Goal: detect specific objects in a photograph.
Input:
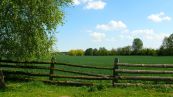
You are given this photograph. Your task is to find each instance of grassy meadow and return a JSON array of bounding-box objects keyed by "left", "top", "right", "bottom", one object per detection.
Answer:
[
  {"left": 56, "top": 55, "right": 173, "bottom": 65},
  {"left": 1, "top": 55, "right": 173, "bottom": 97}
]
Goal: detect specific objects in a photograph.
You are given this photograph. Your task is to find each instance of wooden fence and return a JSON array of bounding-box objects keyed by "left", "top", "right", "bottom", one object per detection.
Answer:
[{"left": 1, "top": 58, "right": 173, "bottom": 87}]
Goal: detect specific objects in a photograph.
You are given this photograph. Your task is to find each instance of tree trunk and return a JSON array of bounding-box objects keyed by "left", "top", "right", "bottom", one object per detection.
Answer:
[{"left": 0, "top": 69, "right": 5, "bottom": 88}]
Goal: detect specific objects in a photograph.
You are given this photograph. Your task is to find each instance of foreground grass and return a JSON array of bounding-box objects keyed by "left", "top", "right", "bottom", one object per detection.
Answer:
[{"left": 1, "top": 81, "right": 173, "bottom": 97}]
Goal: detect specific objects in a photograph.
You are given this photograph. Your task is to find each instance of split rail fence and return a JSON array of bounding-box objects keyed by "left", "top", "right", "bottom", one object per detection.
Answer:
[{"left": 1, "top": 58, "right": 173, "bottom": 86}]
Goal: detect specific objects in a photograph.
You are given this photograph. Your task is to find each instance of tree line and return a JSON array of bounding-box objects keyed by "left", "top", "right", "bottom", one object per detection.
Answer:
[{"left": 68, "top": 33, "right": 173, "bottom": 56}]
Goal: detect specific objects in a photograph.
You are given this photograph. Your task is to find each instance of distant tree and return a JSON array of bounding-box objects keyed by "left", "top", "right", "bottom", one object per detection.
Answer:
[
  {"left": 159, "top": 34, "right": 173, "bottom": 55},
  {"left": 93, "top": 48, "right": 98, "bottom": 56},
  {"left": 68, "top": 50, "right": 76, "bottom": 56},
  {"left": 110, "top": 49, "right": 116, "bottom": 55},
  {"left": 68, "top": 49, "right": 84, "bottom": 56},
  {"left": 85, "top": 48, "right": 93, "bottom": 56},
  {"left": 124, "top": 46, "right": 132, "bottom": 55},
  {"left": 76, "top": 49, "right": 84, "bottom": 56},
  {"left": 97, "top": 47, "right": 108, "bottom": 56},
  {"left": 116, "top": 48, "right": 122, "bottom": 55},
  {"left": 116, "top": 46, "right": 132, "bottom": 55},
  {"left": 132, "top": 38, "right": 143, "bottom": 55},
  {"left": 140, "top": 48, "right": 157, "bottom": 56},
  {"left": 132, "top": 38, "right": 143, "bottom": 51},
  {"left": 160, "top": 37, "right": 169, "bottom": 49}
]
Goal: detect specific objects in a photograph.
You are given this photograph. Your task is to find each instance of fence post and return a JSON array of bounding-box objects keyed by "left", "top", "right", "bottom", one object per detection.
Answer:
[
  {"left": 49, "top": 57, "right": 55, "bottom": 81},
  {"left": 112, "top": 58, "right": 119, "bottom": 86},
  {"left": 0, "top": 58, "right": 6, "bottom": 88}
]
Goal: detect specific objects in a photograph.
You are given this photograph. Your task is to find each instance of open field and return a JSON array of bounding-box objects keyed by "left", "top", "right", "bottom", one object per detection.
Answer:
[
  {"left": 55, "top": 55, "right": 173, "bottom": 82},
  {"left": 1, "top": 56, "right": 173, "bottom": 97},
  {"left": 56, "top": 55, "right": 173, "bottom": 65}
]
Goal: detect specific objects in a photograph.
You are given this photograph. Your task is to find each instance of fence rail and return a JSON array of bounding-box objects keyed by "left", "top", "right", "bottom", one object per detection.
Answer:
[
  {"left": 117, "top": 63, "right": 173, "bottom": 68},
  {"left": 1, "top": 58, "right": 173, "bottom": 86},
  {"left": 115, "top": 69, "right": 173, "bottom": 74},
  {"left": 0, "top": 59, "right": 112, "bottom": 70}
]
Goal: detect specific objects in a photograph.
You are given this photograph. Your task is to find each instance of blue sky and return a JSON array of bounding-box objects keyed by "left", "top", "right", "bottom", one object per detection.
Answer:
[{"left": 55, "top": 0, "right": 173, "bottom": 51}]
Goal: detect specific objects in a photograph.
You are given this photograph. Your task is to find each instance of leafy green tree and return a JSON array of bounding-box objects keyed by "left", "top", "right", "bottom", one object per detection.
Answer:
[
  {"left": 76, "top": 49, "right": 84, "bottom": 56},
  {"left": 110, "top": 49, "right": 116, "bottom": 55},
  {"left": 0, "top": 0, "right": 72, "bottom": 61},
  {"left": 97, "top": 47, "right": 108, "bottom": 56},
  {"left": 85, "top": 48, "right": 93, "bottom": 56},
  {"left": 116, "top": 46, "right": 132, "bottom": 55},
  {"left": 123, "top": 46, "right": 132, "bottom": 55},
  {"left": 68, "top": 49, "right": 84, "bottom": 56},
  {"left": 93, "top": 48, "right": 98, "bottom": 56},
  {"left": 159, "top": 34, "right": 173, "bottom": 55},
  {"left": 132, "top": 38, "right": 143, "bottom": 50},
  {"left": 68, "top": 50, "right": 76, "bottom": 56},
  {"left": 132, "top": 38, "right": 143, "bottom": 54},
  {"left": 160, "top": 37, "right": 169, "bottom": 49},
  {"left": 140, "top": 48, "right": 157, "bottom": 56}
]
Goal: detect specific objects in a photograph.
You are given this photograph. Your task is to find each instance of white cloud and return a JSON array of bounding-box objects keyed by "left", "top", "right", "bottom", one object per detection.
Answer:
[
  {"left": 130, "top": 29, "right": 169, "bottom": 41},
  {"left": 90, "top": 32, "right": 106, "bottom": 42},
  {"left": 73, "top": 0, "right": 81, "bottom": 5},
  {"left": 120, "top": 29, "right": 170, "bottom": 48},
  {"left": 72, "top": 0, "right": 106, "bottom": 10},
  {"left": 106, "top": 38, "right": 117, "bottom": 42},
  {"left": 96, "top": 20, "right": 127, "bottom": 31},
  {"left": 148, "top": 12, "right": 171, "bottom": 23},
  {"left": 89, "top": 19, "right": 170, "bottom": 48},
  {"left": 85, "top": 0, "right": 106, "bottom": 10}
]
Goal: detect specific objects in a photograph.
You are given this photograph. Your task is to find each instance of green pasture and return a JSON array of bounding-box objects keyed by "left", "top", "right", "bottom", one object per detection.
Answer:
[
  {"left": 54, "top": 55, "right": 173, "bottom": 84},
  {"left": 1, "top": 56, "right": 173, "bottom": 97},
  {"left": 3, "top": 55, "right": 173, "bottom": 84},
  {"left": 56, "top": 55, "right": 173, "bottom": 65}
]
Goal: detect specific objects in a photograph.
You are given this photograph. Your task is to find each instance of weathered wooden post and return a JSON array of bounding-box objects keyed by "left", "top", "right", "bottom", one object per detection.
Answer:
[
  {"left": 112, "top": 58, "right": 119, "bottom": 86},
  {"left": 0, "top": 58, "right": 6, "bottom": 88},
  {"left": 49, "top": 57, "right": 55, "bottom": 81}
]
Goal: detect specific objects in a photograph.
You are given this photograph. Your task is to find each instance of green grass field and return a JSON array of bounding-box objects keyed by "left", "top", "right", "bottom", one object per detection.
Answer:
[
  {"left": 56, "top": 55, "right": 173, "bottom": 65},
  {"left": 1, "top": 56, "right": 173, "bottom": 97},
  {"left": 55, "top": 55, "right": 173, "bottom": 83}
]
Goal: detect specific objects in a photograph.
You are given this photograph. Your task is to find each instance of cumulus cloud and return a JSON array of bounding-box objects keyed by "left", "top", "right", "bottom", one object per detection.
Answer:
[
  {"left": 72, "top": 0, "right": 106, "bottom": 10},
  {"left": 129, "top": 29, "right": 169, "bottom": 41},
  {"left": 120, "top": 29, "right": 170, "bottom": 48},
  {"left": 148, "top": 12, "right": 171, "bottom": 23},
  {"left": 85, "top": 0, "right": 106, "bottom": 10},
  {"left": 89, "top": 20, "right": 127, "bottom": 43},
  {"left": 90, "top": 32, "right": 106, "bottom": 42},
  {"left": 96, "top": 20, "right": 127, "bottom": 31},
  {"left": 89, "top": 19, "right": 170, "bottom": 48},
  {"left": 73, "top": 0, "right": 81, "bottom": 5}
]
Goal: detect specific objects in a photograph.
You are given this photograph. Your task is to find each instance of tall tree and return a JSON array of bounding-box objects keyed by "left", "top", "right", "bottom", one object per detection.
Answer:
[
  {"left": 85, "top": 48, "right": 93, "bottom": 56},
  {"left": 110, "top": 49, "right": 116, "bottom": 55},
  {"left": 0, "top": 0, "right": 72, "bottom": 61},
  {"left": 132, "top": 38, "right": 143, "bottom": 51},
  {"left": 159, "top": 34, "right": 173, "bottom": 55},
  {"left": 97, "top": 47, "right": 108, "bottom": 56},
  {"left": 93, "top": 48, "right": 98, "bottom": 56}
]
